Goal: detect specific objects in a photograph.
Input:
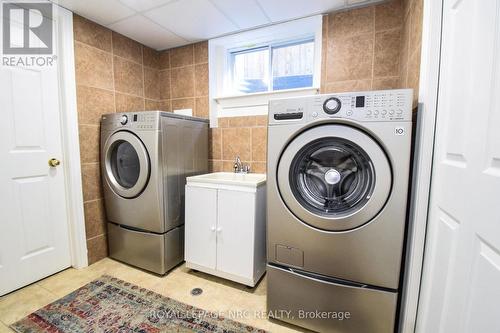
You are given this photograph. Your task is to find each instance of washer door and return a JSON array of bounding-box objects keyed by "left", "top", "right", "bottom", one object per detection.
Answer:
[
  {"left": 277, "top": 124, "right": 391, "bottom": 231},
  {"left": 103, "top": 131, "right": 150, "bottom": 198}
]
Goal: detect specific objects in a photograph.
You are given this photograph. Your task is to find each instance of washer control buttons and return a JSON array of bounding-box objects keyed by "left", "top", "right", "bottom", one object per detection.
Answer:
[
  {"left": 311, "top": 111, "right": 318, "bottom": 118},
  {"left": 381, "top": 110, "right": 387, "bottom": 115},
  {"left": 323, "top": 97, "right": 342, "bottom": 115},
  {"left": 120, "top": 115, "right": 128, "bottom": 125}
]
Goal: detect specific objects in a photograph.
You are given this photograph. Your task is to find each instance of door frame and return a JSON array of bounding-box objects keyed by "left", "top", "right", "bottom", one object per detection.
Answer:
[
  {"left": 54, "top": 5, "right": 88, "bottom": 269},
  {"left": 398, "top": 0, "right": 444, "bottom": 332}
]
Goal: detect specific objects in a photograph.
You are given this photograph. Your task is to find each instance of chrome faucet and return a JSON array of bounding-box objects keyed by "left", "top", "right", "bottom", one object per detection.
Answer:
[{"left": 233, "top": 156, "right": 250, "bottom": 174}]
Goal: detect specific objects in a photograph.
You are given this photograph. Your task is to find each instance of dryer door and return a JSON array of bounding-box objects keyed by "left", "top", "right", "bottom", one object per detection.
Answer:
[
  {"left": 277, "top": 124, "right": 391, "bottom": 231},
  {"left": 103, "top": 131, "right": 150, "bottom": 198}
]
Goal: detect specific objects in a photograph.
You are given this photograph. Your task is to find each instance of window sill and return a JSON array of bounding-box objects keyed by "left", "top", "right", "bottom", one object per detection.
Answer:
[{"left": 214, "top": 87, "right": 320, "bottom": 101}]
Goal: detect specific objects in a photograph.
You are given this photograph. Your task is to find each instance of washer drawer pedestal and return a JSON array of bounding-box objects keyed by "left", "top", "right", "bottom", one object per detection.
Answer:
[{"left": 267, "top": 264, "right": 397, "bottom": 333}]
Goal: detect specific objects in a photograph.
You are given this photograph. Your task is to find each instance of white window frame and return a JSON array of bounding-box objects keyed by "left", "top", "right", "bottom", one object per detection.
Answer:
[{"left": 208, "top": 15, "right": 322, "bottom": 127}]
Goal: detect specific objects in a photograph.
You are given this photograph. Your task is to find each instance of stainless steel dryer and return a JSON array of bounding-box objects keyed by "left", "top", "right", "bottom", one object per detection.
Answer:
[
  {"left": 266, "top": 89, "right": 413, "bottom": 333},
  {"left": 100, "top": 111, "right": 208, "bottom": 274}
]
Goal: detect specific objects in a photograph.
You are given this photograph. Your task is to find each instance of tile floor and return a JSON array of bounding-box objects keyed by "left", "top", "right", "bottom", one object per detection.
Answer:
[{"left": 0, "top": 258, "right": 309, "bottom": 332}]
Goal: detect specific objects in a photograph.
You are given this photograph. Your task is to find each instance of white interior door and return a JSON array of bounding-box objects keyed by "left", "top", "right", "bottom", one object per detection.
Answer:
[
  {"left": 0, "top": 7, "right": 71, "bottom": 296},
  {"left": 417, "top": 0, "right": 500, "bottom": 331}
]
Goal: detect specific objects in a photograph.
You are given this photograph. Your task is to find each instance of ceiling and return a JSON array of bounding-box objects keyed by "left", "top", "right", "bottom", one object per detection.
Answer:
[{"left": 50, "top": 0, "right": 382, "bottom": 50}]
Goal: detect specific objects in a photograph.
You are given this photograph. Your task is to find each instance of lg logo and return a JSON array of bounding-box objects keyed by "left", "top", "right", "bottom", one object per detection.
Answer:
[
  {"left": 395, "top": 127, "right": 405, "bottom": 136},
  {"left": 2, "top": 2, "right": 53, "bottom": 54}
]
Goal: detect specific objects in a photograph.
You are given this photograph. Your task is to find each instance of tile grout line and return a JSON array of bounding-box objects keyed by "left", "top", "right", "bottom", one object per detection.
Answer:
[
  {"left": 87, "top": 233, "right": 107, "bottom": 242},
  {"left": 192, "top": 45, "right": 196, "bottom": 116},
  {"left": 109, "top": 36, "right": 117, "bottom": 114},
  {"left": 250, "top": 126, "right": 253, "bottom": 165},
  {"left": 322, "top": 14, "right": 329, "bottom": 92},
  {"left": 141, "top": 46, "right": 146, "bottom": 110},
  {"left": 405, "top": 4, "right": 414, "bottom": 87},
  {"left": 168, "top": 51, "right": 172, "bottom": 111},
  {"left": 34, "top": 283, "right": 58, "bottom": 298},
  {"left": 0, "top": 318, "right": 11, "bottom": 328},
  {"left": 75, "top": 40, "right": 151, "bottom": 68},
  {"left": 218, "top": 127, "right": 222, "bottom": 163},
  {"left": 371, "top": 6, "right": 376, "bottom": 90},
  {"left": 220, "top": 127, "right": 225, "bottom": 161},
  {"left": 325, "top": 77, "right": 396, "bottom": 85},
  {"left": 83, "top": 198, "right": 102, "bottom": 204},
  {"left": 162, "top": 61, "right": 208, "bottom": 71}
]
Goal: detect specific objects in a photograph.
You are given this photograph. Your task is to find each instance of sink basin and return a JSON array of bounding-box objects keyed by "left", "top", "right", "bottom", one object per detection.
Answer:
[{"left": 187, "top": 172, "right": 266, "bottom": 187}]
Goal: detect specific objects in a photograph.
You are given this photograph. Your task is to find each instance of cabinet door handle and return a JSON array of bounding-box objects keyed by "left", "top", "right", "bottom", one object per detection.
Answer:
[
  {"left": 211, "top": 226, "right": 216, "bottom": 232},
  {"left": 217, "top": 227, "right": 222, "bottom": 233}
]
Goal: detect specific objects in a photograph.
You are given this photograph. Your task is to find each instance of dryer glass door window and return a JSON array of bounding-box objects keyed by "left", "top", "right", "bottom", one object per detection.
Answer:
[
  {"left": 103, "top": 131, "right": 150, "bottom": 199},
  {"left": 289, "top": 138, "right": 375, "bottom": 216},
  {"left": 110, "top": 141, "right": 140, "bottom": 189}
]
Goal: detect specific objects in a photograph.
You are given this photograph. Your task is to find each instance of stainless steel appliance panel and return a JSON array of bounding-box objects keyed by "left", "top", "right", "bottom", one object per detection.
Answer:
[
  {"left": 107, "top": 223, "right": 184, "bottom": 274},
  {"left": 162, "top": 118, "right": 182, "bottom": 231},
  {"left": 267, "top": 265, "right": 397, "bottom": 333},
  {"left": 161, "top": 116, "right": 208, "bottom": 231}
]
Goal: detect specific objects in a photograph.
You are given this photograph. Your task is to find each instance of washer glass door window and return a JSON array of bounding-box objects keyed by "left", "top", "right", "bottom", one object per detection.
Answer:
[
  {"left": 290, "top": 137, "right": 375, "bottom": 216},
  {"left": 278, "top": 125, "right": 392, "bottom": 231},
  {"left": 104, "top": 131, "right": 150, "bottom": 198}
]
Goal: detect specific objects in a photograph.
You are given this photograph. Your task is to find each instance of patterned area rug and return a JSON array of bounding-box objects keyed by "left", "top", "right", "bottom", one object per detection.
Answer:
[{"left": 10, "top": 275, "right": 266, "bottom": 333}]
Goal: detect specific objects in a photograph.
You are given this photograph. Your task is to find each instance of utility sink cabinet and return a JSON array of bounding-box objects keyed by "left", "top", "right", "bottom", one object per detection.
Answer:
[{"left": 185, "top": 172, "right": 266, "bottom": 287}]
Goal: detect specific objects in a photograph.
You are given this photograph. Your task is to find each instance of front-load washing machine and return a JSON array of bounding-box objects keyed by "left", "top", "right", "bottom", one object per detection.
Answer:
[
  {"left": 101, "top": 111, "right": 208, "bottom": 274},
  {"left": 266, "top": 89, "right": 413, "bottom": 333}
]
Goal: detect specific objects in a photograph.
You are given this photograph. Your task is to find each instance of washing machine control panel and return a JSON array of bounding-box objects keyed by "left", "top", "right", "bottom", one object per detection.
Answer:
[{"left": 269, "top": 89, "right": 413, "bottom": 124}]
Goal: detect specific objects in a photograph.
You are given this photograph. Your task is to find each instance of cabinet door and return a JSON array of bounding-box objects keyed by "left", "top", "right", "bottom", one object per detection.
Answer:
[
  {"left": 217, "top": 189, "right": 255, "bottom": 278},
  {"left": 185, "top": 186, "right": 217, "bottom": 269}
]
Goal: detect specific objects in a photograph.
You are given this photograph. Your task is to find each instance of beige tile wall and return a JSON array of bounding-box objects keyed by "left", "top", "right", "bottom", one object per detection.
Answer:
[
  {"left": 399, "top": 0, "right": 423, "bottom": 108},
  {"left": 158, "top": 42, "right": 209, "bottom": 118},
  {"left": 208, "top": 116, "right": 268, "bottom": 174},
  {"left": 74, "top": 14, "right": 164, "bottom": 264},
  {"left": 74, "top": 14, "right": 210, "bottom": 264},
  {"left": 320, "top": 0, "right": 404, "bottom": 93}
]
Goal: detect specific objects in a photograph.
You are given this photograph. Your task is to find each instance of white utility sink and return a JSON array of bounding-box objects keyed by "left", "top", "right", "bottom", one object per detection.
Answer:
[
  {"left": 187, "top": 172, "right": 266, "bottom": 187},
  {"left": 185, "top": 171, "right": 267, "bottom": 286}
]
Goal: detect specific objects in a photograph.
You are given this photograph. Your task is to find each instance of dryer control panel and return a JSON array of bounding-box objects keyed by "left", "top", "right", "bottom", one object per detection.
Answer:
[
  {"left": 101, "top": 111, "right": 161, "bottom": 131},
  {"left": 269, "top": 89, "right": 413, "bottom": 125}
]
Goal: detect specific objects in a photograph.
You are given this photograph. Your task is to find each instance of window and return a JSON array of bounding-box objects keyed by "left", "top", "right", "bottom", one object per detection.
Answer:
[
  {"left": 209, "top": 15, "right": 322, "bottom": 124},
  {"left": 232, "top": 47, "right": 269, "bottom": 93},
  {"left": 230, "top": 39, "right": 314, "bottom": 94}
]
